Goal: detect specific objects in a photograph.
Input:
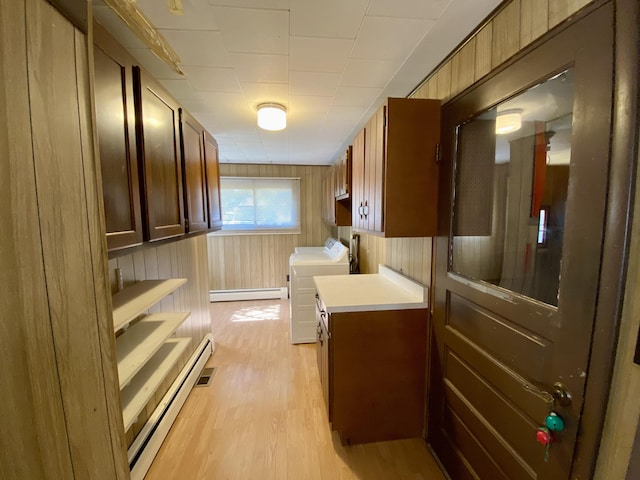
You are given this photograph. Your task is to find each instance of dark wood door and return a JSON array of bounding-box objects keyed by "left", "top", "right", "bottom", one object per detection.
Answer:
[
  {"left": 179, "top": 109, "right": 208, "bottom": 234},
  {"left": 429, "top": 6, "right": 614, "bottom": 480},
  {"left": 134, "top": 67, "right": 185, "bottom": 241},
  {"left": 203, "top": 131, "right": 222, "bottom": 231},
  {"left": 93, "top": 23, "right": 143, "bottom": 251}
]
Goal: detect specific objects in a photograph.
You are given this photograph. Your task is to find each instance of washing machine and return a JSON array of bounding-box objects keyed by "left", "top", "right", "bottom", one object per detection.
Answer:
[{"left": 289, "top": 241, "right": 349, "bottom": 344}]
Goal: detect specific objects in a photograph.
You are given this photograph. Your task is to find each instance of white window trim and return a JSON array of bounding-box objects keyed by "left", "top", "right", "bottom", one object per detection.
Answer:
[{"left": 211, "top": 176, "right": 301, "bottom": 236}]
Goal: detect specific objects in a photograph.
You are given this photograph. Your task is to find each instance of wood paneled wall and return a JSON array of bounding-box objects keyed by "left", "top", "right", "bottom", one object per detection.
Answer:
[
  {"left": 207, "top": 164, "right": 332, "bottom": 290},
  {"left": 107, "top": 235, "right": 211, "bottom": 444},
  {"left": 354, "top": 0, "right": 593, "bottom": 289},
  {"left": 1, "top": 0, "right": 128, "bottom": 477}
]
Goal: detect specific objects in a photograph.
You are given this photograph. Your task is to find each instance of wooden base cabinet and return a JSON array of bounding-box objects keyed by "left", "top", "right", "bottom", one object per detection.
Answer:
[
  {"left": 317, "top": 305, "right": 428, "bottom": 445},
  {"left": 352, "top": 97, "right": 440, "bottom": 237}
]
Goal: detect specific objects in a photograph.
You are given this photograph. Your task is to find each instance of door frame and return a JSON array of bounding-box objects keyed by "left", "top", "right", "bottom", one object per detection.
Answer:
[{"left": 430, "top": 0, "right": 639, "bottom": 477}]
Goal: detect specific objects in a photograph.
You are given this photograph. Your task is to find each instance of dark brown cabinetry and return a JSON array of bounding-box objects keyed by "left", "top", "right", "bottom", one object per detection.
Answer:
[
  {"left": 179, "top": 109, "right": 209, "bottom": 234},
  {"left": 203, "top": 132, "right": 223, "bottom": 231},
  {"left": 316, "top": 303, "right": 428, "bottom": 445},
  {"left": 322, "top": 148, "right": 352, "bottom": 227},
  {"left": 134, "top": 66, "right": 185, "bottom": 241},
  {"left": 94, "top": 24, "right": 223, "bottom": 250},
  {"left": 335, "top": 146, "right": 352, "bottom": 199},
  {"left": 351, "top": 98, "right": 440, "bottom": 237},
  {"left": 316, "top": 307, "right": 330, "bottom": 416},
  {"left": 93, "top": 23, "right": 143, "bottom": 251}
]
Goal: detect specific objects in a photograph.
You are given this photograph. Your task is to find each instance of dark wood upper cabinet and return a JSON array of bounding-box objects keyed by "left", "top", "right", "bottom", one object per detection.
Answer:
[
  {"left": 203, "top": 131, "right": 222, "bottom": 231},
  {"left": 133, "top": 66, "right": 185, "bottom": 242},
  {"left": 93, "top": 23, "right": 143, "bottom": 252},
  {"left": 351, "top": 98, "right": 440, "bottom": 237},
  {"left": 179, "top": 109, "right": 209, "bottom": 234},
  {"left": 335, "top": 146, "right": 352, "bottom": 199}
]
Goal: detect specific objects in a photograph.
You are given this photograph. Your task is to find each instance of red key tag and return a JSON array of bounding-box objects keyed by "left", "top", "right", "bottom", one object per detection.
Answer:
[{"left": 536, "top": 427, "right": 554, "bottom": 462}]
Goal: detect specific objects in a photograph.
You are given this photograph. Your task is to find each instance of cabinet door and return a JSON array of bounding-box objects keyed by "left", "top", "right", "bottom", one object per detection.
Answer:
[
  {"left": 352, "top": 128, "right": 366, "bottom": 229},
  {"left": 321, "top": 319, "right": 330, "bottom": 419},
  {"left": 134, "top": 67, "right": 185, "bottom": 241},
  {"left": 366, "top": 104, "right": 385, "bottom": 232},
  {"left": 203, "top": 131, "right": 222, "bottom": 231},
  {"left": 338, "top": 146, "right": 352, "bottom": 197},
  {"left": 93, "top": 24, "right": 143, "bottom": 251},
  {"left": 179, "top": 109, "right": 208, "bottom": 234}
]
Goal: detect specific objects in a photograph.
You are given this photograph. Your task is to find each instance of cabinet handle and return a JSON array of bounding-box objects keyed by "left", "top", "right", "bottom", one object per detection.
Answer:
[{"left": 363, "top": 201, "right": 369, "bottom": 217}]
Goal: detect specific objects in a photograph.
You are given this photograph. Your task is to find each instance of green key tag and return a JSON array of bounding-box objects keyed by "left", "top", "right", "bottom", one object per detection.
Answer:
[{"left": 545, "top": 412, "right": 565, "bottom": 432}]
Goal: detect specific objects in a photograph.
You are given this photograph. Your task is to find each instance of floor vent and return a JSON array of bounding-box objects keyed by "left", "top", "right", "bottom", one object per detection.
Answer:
[{"left": 195, "top": 367, "right": 216, "bottom": 387}]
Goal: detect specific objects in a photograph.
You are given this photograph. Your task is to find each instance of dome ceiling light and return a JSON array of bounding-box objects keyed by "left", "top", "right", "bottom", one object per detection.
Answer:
[
  {"left": 495, "top": 109, "right": 522, "bottom": 135},
  {"left": 257, "top": 103, "right": 287, "bottom": 131}
]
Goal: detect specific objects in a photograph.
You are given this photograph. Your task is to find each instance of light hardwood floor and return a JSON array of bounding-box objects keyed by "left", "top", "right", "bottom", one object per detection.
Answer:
[{"left": 146, "top": 299, "right": 446, "bottom": 480}]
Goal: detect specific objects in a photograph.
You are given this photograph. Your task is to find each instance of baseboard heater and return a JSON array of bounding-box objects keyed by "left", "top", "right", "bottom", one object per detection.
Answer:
[
  {"left": 128, "top": 333, "right": 215, "bottom": 480},
  {"left": 209, "top": 287, "right": 288, "bottom": 302}
]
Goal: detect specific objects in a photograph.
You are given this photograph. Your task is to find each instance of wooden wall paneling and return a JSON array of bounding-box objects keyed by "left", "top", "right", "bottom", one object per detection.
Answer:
[
  {"left": 436, "top": 62, "right": 452, "bottom": 102},
  {"left": 359, "top": 234, "right": 386, "bottom": 274},
  {"left": 76, "top": 22, "right": 130, "bottom": 477},
  {"left": 426, "top": 76, "right": 438, "bottom": 99},
  {"left": 170, "top": 242, "right": 184, "bottom": 312},
  {"left": 520, "top": 0, "right": 549, "bottom": 47},
  {"left": 491, "top": 0, "right": 522, "bottom": 68},
  {"left": 144, "top": 247, "right": 161, "bottom": 313},
  {"left": 116, "top": 254, "right": 135, "bottom": 289},
  {"left": 450, "top": 37, "right": 476, "bottom": 98},
  {"left": 0, "top": 0, "right": 75, "bottom": 477},
  {"left": 109, "top": 257, "right": 119, "bottom": 294},
  {"left": 157, "top": 243, "right": 175, "bottom": 311},
  {"left": 197, "top": 235, "right": 211, "bottom": 334},
  {"left": 132, "top": 250, "right": 146, "bottom": 281},
  {"left": 549, "top": 0, "right": 591, "bottom": 28},
  {"left": 26, "top": 0, "right": 124, "bottom": 476},
  {"left": 474, "top": 22, "right": 493, "bottom": 81}
]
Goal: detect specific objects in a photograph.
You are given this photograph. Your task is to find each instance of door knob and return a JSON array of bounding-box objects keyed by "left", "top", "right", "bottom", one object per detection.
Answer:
[{"left": 551, "top": 382, "right": 572, "bottom": 407}]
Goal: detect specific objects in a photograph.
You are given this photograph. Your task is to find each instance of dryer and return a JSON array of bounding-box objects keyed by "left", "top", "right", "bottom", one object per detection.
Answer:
[
  {"left": 294, "top": 237, "right": 337, "bottom": 254},
  {"left": 289, "top": 241, "right": 349, "bottom": 344}
]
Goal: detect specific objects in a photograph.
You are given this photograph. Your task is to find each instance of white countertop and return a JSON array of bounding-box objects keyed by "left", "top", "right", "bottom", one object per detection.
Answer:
[{"left": 313, "top": 265, "right": 428, "bottom": 313}]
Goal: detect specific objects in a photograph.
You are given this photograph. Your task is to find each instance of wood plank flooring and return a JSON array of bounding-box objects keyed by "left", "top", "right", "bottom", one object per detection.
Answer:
[{"left": 146, "top": 299, "right": 446, "bottom": 480}]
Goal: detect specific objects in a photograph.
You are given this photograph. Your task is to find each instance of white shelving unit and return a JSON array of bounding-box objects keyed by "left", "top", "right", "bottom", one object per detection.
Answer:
[
  {"left": 116, "top": 312, "right": 191, "bottom": 389},
  {"left": 112, "top": 279, "right": 187, "bottom": 331},
  {"left": 112, "top": 278, "right": 190, "bottom": 430},
  {"left": 120, "top": 338, "right": 191, "bottom": 431}
]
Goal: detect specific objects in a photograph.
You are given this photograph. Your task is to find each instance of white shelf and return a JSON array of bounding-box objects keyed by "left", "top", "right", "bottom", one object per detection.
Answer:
[
  {"left": 116, "top": 312, "right": 191, "bottom": 390},
  {"left": 112, "top": 279, "right": 187, "bottom": 332},
  {"left": 121, "top": 338, "right": 190, "bottom": 432}
]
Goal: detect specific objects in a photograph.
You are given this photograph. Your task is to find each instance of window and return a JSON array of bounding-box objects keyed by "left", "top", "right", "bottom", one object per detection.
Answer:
[{"left": 218, "top": 177, "right": 301, "bottom": 234}]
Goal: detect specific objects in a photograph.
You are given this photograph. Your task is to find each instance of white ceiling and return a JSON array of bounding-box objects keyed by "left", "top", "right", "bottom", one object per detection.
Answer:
[{"left": 93, "top": 0, "right": 502, "bottom": 165}]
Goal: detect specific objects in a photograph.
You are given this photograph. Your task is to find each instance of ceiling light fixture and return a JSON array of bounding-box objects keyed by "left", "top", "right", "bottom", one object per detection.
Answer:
[
  {"left": 257, "top": 103, "right": 287, "bottom": 131},
  {"left": 495, "top": 109, "right": 522, "bottom": 135}
]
